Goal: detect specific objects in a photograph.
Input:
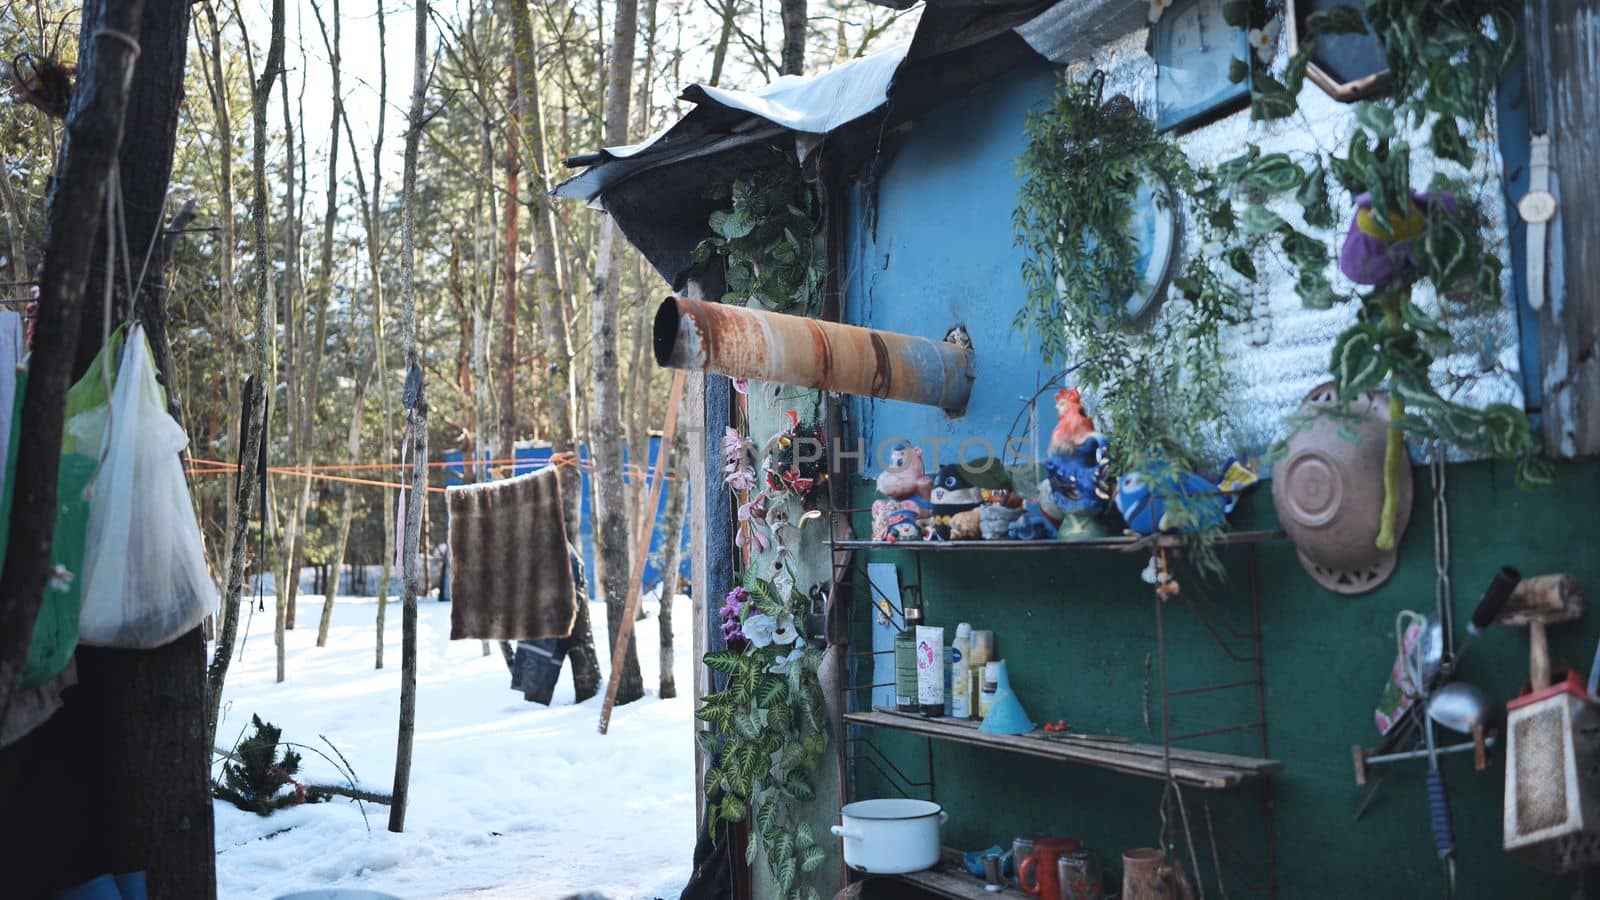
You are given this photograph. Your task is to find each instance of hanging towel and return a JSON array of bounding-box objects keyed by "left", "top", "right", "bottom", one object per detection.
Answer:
[{"left": 446, "top": 467, "right": 576, "bottom": 640}]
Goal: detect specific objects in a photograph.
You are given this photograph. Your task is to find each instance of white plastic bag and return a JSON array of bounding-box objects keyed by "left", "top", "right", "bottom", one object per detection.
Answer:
[{"left": 77, "top": 325, "right": 218, "bottom": 647}]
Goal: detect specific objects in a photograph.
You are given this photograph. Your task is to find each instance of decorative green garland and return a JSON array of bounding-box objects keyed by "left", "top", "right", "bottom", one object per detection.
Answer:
[
  {"left": 1231, "top": 0, "right": 1549, "bottom": 546},
  {"left": 1014, "top": 75, "right": 1243, "bottom": 487},
  {"left": 695, "top": 162, "right": 825, "bottom": 315},
  {"left": 699, "top": 569, "right": 829, "bottom": 900}
]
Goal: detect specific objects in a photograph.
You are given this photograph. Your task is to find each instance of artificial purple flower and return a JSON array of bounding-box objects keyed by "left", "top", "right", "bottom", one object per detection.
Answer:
[
  {"left": 1338, "top": 190, "right": 1460, "bottom": 286},
  {"left": 719, "top": 587, "right": 749, "bottom": 645}
]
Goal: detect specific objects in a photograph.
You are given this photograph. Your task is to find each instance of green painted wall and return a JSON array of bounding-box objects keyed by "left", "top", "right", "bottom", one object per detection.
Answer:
[{"left": 850, "top": 459, "right": 1600, "bottom": 897}]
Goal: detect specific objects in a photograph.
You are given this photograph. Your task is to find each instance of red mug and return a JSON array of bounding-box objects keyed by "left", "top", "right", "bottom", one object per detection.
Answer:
[{"left": 1018, "top": 836, "right": 1082, "bottom": 898}]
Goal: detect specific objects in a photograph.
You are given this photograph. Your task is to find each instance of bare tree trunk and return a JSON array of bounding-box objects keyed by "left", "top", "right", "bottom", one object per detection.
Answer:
[
  {"left": 274, "top": 60, "right": 298, "bottom": 680},
  {"left": 207, "top": 0, "right": 285, "bottom": 745},
  {"left": 498, "top": 69, "right": 520, "bottom": 465},
  {"left": 505, "top": 0, "right": 601, "bottom": 700},
  {"left": 389, "top": 0, "right": 429, "bottom": 834},
  {"left": 37, "top": 2, "right": 217, "bottom": 895},
  {"left": 318, "top": 356, "right": 371, "bottom": 647},
  {"left": 199, "top": 0, "right": 241, "bottom": 660},
  {"left": 780, "top": 0, "right": 805, "bottom": 76},
  {"left": 657, "top": 428, "right": 687, "bottom": 699},
  {"left": 331, "top": 0, "right": 395, "bottom": 669},
  {"left": 296, "top": 0, "right": 343, "bottom": 645},
  {"left": 709, "top": 0, "right": 738, "bottom": 86},
  {"left": 593, "top": 0, "right": 646, "bottom": 707}
]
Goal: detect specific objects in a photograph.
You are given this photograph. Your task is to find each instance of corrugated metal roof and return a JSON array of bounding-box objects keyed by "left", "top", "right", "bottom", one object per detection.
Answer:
[{"left": 552, "top": 0, "right": 1149, "bottom": 287}]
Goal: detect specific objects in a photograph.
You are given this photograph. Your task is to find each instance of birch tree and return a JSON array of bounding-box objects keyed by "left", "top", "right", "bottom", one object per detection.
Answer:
[
  {"left": 505, "top": 0, "right": 603, "bottom": 700},
  {"left": 591, "top": 0, "right": 646, "bottom": 707}
]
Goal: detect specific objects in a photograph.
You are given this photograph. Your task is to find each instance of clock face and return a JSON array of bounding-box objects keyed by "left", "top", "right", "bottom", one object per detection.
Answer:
[{"left": 1153, "top": 0, "right": 1251, "bottom": 133}]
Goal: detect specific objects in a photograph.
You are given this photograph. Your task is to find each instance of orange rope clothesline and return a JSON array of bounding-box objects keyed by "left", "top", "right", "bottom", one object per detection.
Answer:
[{"left": 185, "top": 448, "right": 682, "bottom": 493}]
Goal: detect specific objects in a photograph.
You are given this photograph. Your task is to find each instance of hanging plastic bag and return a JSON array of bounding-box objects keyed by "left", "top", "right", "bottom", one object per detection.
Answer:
[
  {"left": 76, "top": 325, "right": 217, "bottom": 648},
  {"left": 0, "top": 362, "right": 100, "bottom": 688}
]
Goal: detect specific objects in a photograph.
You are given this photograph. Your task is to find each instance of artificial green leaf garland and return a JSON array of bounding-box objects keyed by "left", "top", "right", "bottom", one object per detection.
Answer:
[
  {"left": 700, "top": 569, "right": 829, "bottom": 900},
  {"left": 1013, "top": 72, "right": 1246, "bottom": 564},
  {"left": 1229, "top": 0, "right": 1549, "bottom": 549},
  {"left": 695, "top": 160, "right": 826, "bottom": 316}
]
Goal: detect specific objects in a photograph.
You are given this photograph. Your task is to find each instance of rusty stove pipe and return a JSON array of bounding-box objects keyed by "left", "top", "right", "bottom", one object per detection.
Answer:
[{"left": 653, "top": 297, "right": 974, "bottom": 413}]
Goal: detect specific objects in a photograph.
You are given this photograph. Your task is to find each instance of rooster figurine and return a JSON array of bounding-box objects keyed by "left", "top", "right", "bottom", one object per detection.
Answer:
[
  {"left": 1043, "top": 387, "right": 1112, "bottom": 537},
  {"left": 1049, "top": 388, "right": 1098, "bottom": 457}
]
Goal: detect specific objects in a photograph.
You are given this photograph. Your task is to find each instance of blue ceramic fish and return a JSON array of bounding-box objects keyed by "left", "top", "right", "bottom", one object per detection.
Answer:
[{"left": 1114, "top": 458, "right": 1253, "bottom": 535}]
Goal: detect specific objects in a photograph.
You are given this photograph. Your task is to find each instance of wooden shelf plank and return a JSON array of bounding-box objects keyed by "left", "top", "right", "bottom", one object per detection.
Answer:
[
  {"left": 830, "top": 530, "right": 1284, "bottom": 553},
  {"left": 845, "top": 709, "right": 1281, "bottom": 790},
  {"left": 851, "top": 849, "right": 1017, "bottom": 899}
]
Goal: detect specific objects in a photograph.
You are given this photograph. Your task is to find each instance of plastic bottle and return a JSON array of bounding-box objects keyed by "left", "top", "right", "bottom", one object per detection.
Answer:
[
  {"left": 950, "top": 623, "right": 973, "bottom": 718},
  {"left": 916, "top": 625, "right": 946, "bottom": 717},
  {"left": 895, "top": 602, "right": 923, "bottom": 713},
  {"left": 980, "top": 659, "right": 1002, "bottom": 718}
]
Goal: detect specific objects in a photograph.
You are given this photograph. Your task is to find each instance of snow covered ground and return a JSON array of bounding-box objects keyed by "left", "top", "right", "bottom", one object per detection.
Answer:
[{"left": 212, "top": 592, "right": 695, "bottom": 900}]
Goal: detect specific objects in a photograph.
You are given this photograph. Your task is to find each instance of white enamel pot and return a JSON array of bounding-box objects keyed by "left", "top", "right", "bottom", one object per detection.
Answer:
[{"left": 831, "top": 798, "right": 948, "bottom": 874}]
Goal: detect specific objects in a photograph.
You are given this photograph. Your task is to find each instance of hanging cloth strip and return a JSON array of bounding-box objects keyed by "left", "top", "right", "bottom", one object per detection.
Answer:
[{"left": 446, "top": 466, "right": 576, "bottom": 641}]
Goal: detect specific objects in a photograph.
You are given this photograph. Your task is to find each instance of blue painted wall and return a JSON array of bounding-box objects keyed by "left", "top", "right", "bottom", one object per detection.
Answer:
[{"left": 846, "top": 64, "right": 1063, "bottom": 465}]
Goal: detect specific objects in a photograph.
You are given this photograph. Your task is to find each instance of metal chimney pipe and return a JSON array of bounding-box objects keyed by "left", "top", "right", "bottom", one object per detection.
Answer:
[{"left": 653, "top": 296, "right": 974, "bottom": 413}]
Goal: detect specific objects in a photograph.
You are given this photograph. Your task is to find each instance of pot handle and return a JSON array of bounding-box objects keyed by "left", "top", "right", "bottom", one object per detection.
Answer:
[
  {"left": 939, "top": 811, "right": 949, "bottom": 825},
  {"left": 830, "top": 824, "right": 861, "bottom": 840}
]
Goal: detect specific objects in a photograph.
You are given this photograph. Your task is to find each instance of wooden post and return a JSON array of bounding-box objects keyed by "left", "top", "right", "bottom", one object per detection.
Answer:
[
  {"left": 598, "top": 370, "right": 686, "bottom": 733},
  {"left": 1530, "top": 1, "right": 1600, "bottom": 456},
  {"left": 388, "top": 397, "right": 427, "bottom": 831}
]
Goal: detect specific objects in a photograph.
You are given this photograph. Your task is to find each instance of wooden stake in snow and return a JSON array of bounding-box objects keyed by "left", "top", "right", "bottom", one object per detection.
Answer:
[
  {"left": 598, "top": 370, "right": 687, "bottom": 734},
  {"left": 389, "top": 0, "right": 429, "bottom": 834}
]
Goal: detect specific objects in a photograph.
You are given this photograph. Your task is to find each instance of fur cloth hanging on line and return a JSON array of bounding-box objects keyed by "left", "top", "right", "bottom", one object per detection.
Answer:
[{"left": 446, "top": 467, "right": 576, "bottom": 641}]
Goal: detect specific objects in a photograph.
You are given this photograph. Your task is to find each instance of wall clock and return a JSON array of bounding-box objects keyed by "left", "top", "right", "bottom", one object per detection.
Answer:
[
  {"left": 1151, "top": 0, "right": 1253, "bottom": 133},
  {"left": 1286, "top": 0, "right": 1390, "bottom": 101},
  {"left": 1057, "top": 172, "right": 1183, "bottom": 325}
]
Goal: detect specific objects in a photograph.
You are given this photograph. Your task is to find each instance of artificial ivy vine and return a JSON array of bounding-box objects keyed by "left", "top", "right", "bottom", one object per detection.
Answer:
[
  {"left": 1221, "top": 0, "right": 1548, "bottom": 547},
  {"left": 1013, "top": 73, "right": 1243, "bottom": 504},
  {"left": 695, "top": 161, "right": 825, "bottom": 315},
  {"left": 699, "top": 570, "right": 829, "bottom": 900}
]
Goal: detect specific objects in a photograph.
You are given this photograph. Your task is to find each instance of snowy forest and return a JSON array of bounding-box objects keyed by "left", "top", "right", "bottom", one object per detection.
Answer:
[{"left": 0, "top": 0, "right": 912, "bottom": 896}]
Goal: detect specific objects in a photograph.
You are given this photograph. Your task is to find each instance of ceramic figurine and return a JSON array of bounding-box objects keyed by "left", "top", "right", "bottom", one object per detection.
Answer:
[
  {"left": 876, "top": 444, "right": 932, "bottom": 500},
  {"left": 1044, "top": 389, "right": 1113, "bottom": 538},
  {"left": 1114, "top": 457, "right": 1257, "bottom": 536},
  {"left": 949, "top": 507, "right": 983, "bottom": 540},
  {"left": 881, "top": 507, "right": 922, "bottom": 542},
  {"left": 980, "top": 503, "right": 1024, "bottom": 539},
  {"left": 871, "top": 443, "right": 933, "bottom": 541},
  {"left": 1049, "top": 388, "right": 1097, "bottom": 457},
  {"left": 929, "top": 464, "right": 982, "bottom": 540},
  {"left": 1008, "top": 479, "right": 1064, "bottom": 540}
]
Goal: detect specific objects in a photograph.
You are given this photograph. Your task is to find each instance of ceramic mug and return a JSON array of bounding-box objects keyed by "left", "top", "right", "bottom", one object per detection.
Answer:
[
  {"left": 1121, "top": 848, "right": 1194, "bottom": 900},
  {"left": 1018, "top": 836, "right": 1082, "bottom": 898},
  {"left": 1057, "top": 848, "right": 1099, "bottom": 900}
]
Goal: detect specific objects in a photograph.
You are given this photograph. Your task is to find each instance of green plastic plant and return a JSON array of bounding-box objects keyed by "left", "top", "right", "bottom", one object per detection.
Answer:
[
  {"left": 1224, "top": 0, "right": 1548, "bottom": 548},
  {"left": 695, "top": 163, "right": 825, "bottom": 316},
  {"left": 1014, "top": 73, "right": 1246, "bottom": 565},
  {"left": 699, "top": 569, "right": 829, "bottom": 900}
]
